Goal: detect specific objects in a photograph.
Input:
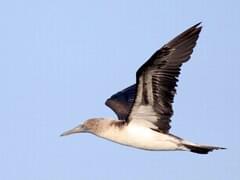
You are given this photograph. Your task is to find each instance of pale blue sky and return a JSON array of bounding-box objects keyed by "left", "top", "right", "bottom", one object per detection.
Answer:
[{"left": 0, "top": 0, "right": 239, "bottom": 179}]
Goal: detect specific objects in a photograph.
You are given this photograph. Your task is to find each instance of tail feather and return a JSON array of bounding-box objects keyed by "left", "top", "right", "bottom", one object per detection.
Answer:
[{"left": 182, "top": 143, "right": 226, "bottom": 154}]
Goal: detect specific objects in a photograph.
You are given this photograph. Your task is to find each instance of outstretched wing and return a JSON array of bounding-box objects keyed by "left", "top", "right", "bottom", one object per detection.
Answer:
[
  {"left": 105, "top": 84, "right": 136, "bottom": 120},
  {"left": 127, "top": 23, "right": 202, "bottom": 133}
]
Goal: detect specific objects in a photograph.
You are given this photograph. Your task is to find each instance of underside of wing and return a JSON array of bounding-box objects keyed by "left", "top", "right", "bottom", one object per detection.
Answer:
[
  {"left": 105, "top": 84, "right": 136, "bottom": 120},
  {"left": 128, "top": 23, "right": 202, "bottom": 133}
]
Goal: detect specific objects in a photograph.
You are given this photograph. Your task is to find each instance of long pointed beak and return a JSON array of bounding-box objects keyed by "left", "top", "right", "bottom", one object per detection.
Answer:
[{"left": 60, "top": 124, "right": 84, "bottom": 137}]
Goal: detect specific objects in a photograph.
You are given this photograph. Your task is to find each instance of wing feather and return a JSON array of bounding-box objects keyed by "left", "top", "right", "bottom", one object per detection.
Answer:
[
  {"left": 105, "top": 84, "right": 136, "bottom": 120},
  {"left": 127, "top": 23, "right": 202, "bottom": 133}
]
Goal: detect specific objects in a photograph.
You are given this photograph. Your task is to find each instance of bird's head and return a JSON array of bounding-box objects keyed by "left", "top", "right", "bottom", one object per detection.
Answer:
[{"left": 60, "top": 118, "right": 102, "bottom": 136}]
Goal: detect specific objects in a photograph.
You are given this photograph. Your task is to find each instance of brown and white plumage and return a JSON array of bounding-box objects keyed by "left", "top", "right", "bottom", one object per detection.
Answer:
[{"left": 61, "top": 23, "right": 225, "bottom": 154}]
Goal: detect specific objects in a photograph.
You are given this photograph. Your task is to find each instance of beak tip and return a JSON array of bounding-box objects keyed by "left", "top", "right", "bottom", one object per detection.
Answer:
[
  {"left": 60, "top": 131, "right": 71, "bottom": 137},
  {"left": 60, "top": 125, "right": 83, "bottom": 137}
]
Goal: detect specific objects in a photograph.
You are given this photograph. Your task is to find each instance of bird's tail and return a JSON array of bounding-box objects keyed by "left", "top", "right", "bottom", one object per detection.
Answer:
[{"left": 181, "top": 142, "right": 226, "bottom": 154}]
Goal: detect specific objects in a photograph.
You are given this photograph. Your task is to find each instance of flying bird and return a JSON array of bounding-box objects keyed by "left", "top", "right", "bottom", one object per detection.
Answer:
[{"left": 61, "top": 23, "right": 225, "bottom": 154}]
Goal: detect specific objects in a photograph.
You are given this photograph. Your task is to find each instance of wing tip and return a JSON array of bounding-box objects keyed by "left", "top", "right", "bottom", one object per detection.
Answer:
[
  {"left": 191, "top": 22, "right": 202, "bottom": 30},
  {"left": 165, "top": 22, "right": 202, "bottom": 48},
  {"left": 193, "top": 22, "right": 202, "bottom": 27},
  {"left": 186, "top": 22, "right": 203, "bottom": 36},
  {"left": 191, "top": 22, "right": 202, "bottom": 35}
]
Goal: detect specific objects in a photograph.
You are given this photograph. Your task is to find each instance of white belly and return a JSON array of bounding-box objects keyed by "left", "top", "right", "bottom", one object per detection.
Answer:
[{"left": 98, "top": 124, "right": 182, "bottom": 151}]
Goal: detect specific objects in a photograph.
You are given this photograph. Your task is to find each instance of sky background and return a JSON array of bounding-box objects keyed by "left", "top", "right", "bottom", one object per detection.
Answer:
[{"left": 0, "top": 0, "right": 239, "bottom": 179}]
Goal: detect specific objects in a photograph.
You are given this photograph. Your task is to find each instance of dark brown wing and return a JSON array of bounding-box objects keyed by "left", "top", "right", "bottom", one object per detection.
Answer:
[
  {"left": 128, "top": 23, "right": 202, "bottom": 133},
  {"left": 105, "top": 84, "right": 136, "bottom": 120}
]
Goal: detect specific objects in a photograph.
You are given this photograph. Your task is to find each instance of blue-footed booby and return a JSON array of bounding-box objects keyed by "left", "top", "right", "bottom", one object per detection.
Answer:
[{"left": 61, "top": 23, "right": 225, "bottom": 154}]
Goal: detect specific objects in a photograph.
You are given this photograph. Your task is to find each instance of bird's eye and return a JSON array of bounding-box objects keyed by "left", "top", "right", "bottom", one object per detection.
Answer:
[{"left": 81, "top": 124, "right": 85, "bottom": 129}]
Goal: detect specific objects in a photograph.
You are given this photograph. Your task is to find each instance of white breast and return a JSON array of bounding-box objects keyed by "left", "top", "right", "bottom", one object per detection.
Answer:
[{"left": 98, "top": 123, "right": 181, "bottom": 151}]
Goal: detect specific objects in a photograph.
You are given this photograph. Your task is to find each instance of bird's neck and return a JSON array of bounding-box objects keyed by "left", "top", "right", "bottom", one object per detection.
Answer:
[{"left": 90, "top": 119, "right": 127, "bottom": 140}]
